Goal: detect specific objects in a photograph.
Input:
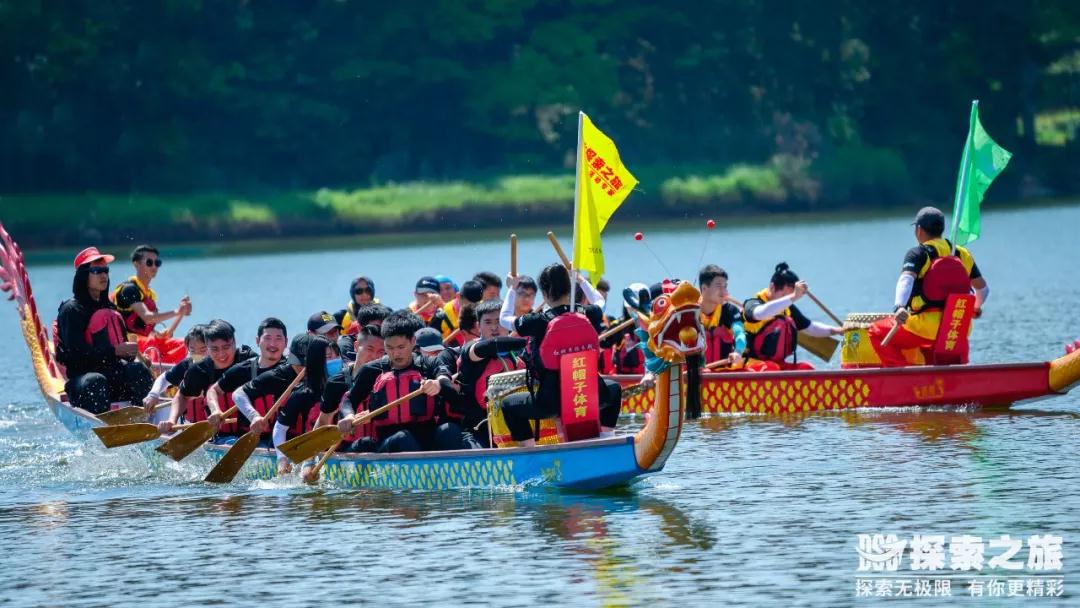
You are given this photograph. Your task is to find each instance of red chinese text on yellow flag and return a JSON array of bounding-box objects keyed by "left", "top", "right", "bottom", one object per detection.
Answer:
[{"left": 573, "top": 113, "right": 638, "bottom": 280}]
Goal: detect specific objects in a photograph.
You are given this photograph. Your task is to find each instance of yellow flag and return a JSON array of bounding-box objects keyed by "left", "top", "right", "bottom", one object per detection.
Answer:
[{"left": 573, "top": 113, "right": 637, "bottom": 281}]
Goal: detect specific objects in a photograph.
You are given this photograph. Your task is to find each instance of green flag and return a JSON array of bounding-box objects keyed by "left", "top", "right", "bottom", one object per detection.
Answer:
[{"left": 950, "top": 100, "right": 1012, "bottom": 247}]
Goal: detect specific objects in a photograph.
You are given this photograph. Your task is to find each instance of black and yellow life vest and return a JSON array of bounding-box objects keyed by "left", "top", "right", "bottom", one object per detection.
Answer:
[
  {"left": 111, "top": 276, "right": 157, "bottom": 337},
  {"left": 910, "top": 238, "right": 976, "bottom": 313}
]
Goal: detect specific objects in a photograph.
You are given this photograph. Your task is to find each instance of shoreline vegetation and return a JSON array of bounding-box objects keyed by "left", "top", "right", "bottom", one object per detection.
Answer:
[
  {"left": 3, "top": 155, "right": 1070, "bottom": 253},
  {"left": 3, "top": 171, "right": 1074, "bottom": 266}
]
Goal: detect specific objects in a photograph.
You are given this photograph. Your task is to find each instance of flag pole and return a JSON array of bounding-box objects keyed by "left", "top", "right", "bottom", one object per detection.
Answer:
[
  {"left": 949, "top": 100, "right": 978, "bottom": 255},
  {"left": 570, "top": 111, "right": 584, "bottom": 311}
]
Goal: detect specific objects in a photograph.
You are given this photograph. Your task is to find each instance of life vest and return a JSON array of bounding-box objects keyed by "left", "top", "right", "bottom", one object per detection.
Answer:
[
  {"left": 911, "top": 238, "right": 975, "bottom": 312},
  {"left": 744, "top": 289, "right": 797, "bottom": 363},
  {"left": 184, "top": 395, "right": 210, "bottom": 424},
  {"left": 455, "top": 354, "right": 524, "bottom": 422},
  {"left": 439, "top": 299, "right": 462, "bottom": 339},
  {"left": 701, "top": 304, "right": 734, "bottom": 363},
  {"left": 85, "top": 308, "right": 127, "bottom": 350},
  {"left": 367, "top": 366, "right": 437, "bottom": 429},
  {"left": 111, "top": 277, "right": 157, "bottom": 337},
  {"left": 538, "top": 311, "right": 599, "bottom": 371}
]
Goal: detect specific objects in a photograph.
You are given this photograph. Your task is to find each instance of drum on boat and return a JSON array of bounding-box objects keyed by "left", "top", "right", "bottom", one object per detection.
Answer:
[
  {"left": 841, "top": 312, "right": 925, "bottom": 369},
  {"left": 485, "top": 370, "right": 561, "bottom": 447}
]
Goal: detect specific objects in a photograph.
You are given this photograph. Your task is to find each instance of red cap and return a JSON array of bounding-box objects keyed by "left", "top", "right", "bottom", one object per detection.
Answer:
[{"left": 73, "top": 247, "right": 115, "bottom": 268}]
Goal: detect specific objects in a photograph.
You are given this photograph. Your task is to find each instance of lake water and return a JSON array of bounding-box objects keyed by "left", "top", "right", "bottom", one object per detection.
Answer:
[{"left": 1, "top": 204, "right": 1078, "bottom": 607}]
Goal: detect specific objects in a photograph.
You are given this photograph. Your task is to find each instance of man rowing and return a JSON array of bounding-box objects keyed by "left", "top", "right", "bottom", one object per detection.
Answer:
[
  {"left": 452, "top": 299, "right": 527, "bottom": 448},
  {"left": 742, "top": 263, "right": 843, "bottom": 371},
  {"left": 272, "top": 335, "right": 341, "bottom": 477},
  {"left": 232, "top": 334, "right": 311, "bottom": 458},
  {"left": 432, "top": 279, "right": 483, "bottom": 344},
  {"left": 868, "top": 207, "right": 988, "bottom": 366},
  {"left": 111, "top": 245, "right": 192, "bottom": 363},
  {"left": 55, "top": 247, "right": 153, "bottom": 414},
  {"left": 205, "top": 317, "right": 288, "bottom": 438},
  {"left": 698, "top": 264, "right": 746, "bottom": 368},
  {"left": 408, "top": 276, "right": 443, "bottom": 324},
  {"left": 501, "top": 264, "right": 622, "bottom": 446},
  {"left": 157, "top": 319, "right": 256, "bottom": 434},
  {"left": 337, "top": 311, "right": 460, "bottom": 453}
]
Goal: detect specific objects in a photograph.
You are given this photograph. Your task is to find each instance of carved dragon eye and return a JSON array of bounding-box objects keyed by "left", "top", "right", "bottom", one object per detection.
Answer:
[{"left": 652, "top": 295, "right": 670, "bottom": 317}]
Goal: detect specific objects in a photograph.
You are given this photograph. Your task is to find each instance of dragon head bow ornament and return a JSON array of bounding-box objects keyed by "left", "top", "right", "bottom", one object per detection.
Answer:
[{"left": 644, "top": 280, "right": 705, "bottom": 364}]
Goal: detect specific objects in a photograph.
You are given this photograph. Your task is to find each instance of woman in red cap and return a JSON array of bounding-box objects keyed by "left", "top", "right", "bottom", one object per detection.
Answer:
[{"left": 55, "top": 247, "right": 153, "bottom": 414}]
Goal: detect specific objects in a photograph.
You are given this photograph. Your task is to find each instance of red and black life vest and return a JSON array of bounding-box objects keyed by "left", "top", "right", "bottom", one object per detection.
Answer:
[
  {"left": 749, "top": 316, "right": 797, "bottom": 364},
  {"left": 450, "top": 354, "right": 524, "bottom": 423},
  {"left": 367, "top": 367, "right": 437, "bottom": 429},
  {"left": 85, "top": 308, "right": 127, "bottom": 350},
  {"left": 917, "top": 256, "right": 972, "bottom": 310},
  {"left": 538, "top": 312, "right": 599, "bottom": 371}
]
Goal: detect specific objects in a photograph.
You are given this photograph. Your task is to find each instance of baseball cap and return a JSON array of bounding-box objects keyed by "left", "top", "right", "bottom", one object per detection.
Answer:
[
  {"left": 286, "top": 334, "right": 314, "bottom": 366},
  {"left": 912, "top": 206, "right": 946, "bottom": 234},
  {"left": 73, "top": 247, "right": 115, "bottom": 268},
  {"left": 415, "top": 327, "right": 445, "bottom": 354},
  {"left": 307, "top": 311, "right": 338, "bottom": 335},
  {"left": 415, "top": 276, "right": 440, "bottom": 294}
]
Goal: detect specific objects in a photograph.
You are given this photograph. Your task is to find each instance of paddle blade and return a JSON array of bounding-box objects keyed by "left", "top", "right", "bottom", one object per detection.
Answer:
[
  {"left": 97, "top": 406, "right": 149, "bottom": 426},
  {"left": 156, "top": 421, "right": 216, "bottom": 462},
  {"left": 92, "top": 423, "right": 160, "bottom": 448},
  {"left": 798, "top": 332, "right": 839, "bottom": 362},
  {"left": 204, "top": 432, "right": 261, "bottom": 483},
  {"left": 277, "top": 426, "right": 343, "bottom": 464}
]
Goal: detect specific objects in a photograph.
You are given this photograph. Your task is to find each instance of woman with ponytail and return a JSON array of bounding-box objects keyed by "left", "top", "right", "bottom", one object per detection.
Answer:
[{"left": 741, "top": 262, "right": 843, "bottom": 371}]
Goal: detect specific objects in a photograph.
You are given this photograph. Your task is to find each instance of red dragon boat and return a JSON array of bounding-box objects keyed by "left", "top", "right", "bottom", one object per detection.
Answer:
[{"left": 612, "top": 339, "right": 1080, "bottom": 416}]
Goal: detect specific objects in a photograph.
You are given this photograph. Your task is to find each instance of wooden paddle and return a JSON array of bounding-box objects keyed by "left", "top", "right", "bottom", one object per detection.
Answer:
[
  {"left": 97, "top": 398, "right": 169, "bottom": 426},
  {"left": 546, "top": 231, "right": 572, "bottom": 268},
  {"left": 92, "top": 419, "right": 233, "bottom": 449},
  {"left": 880, "top": 310, "right": 907, "bottom": 347},
  {"left": 705, "top": 355, "right": 738, "bottom": 371},
  {"left": 806, "top": 290, "right": 844, "bottom": 327},
  {"left": 444, "top": 328, "right": 461, "bottom": 345},
  {"left": 798, "top": 331, "right": 840, "bottom": 362},
  {"left": 510, "top": 233, "right": 517, "bottom": 276},
  {"left": 204, "top": 369, "right": 305, "bottom": 484},
  {"left": 279, "top": 387, "right": 425, "bottom": 464},
  {"left": 155, "top": 405, "right": 238, "bottom": 462},
  {"left": 598, "top": 317, "right": 636, "bottom": 342}
]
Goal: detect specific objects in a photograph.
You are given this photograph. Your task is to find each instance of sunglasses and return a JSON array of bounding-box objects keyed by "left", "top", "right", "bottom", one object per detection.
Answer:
[
  {"left": 353, "top": 287, "right": 373, "bottom": 295},
  {"left": 88, "top": 266, "right": 110, "bottom": 275},
  {"left": 143, "top": 258, "right": 163, "bottom": 267}
]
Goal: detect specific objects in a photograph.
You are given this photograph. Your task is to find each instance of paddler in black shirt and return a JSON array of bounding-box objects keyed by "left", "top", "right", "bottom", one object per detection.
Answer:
[
  {"left": 337, "top": 310, "right": 459, "bottom": 453},
  {"left": 269, "top": 336, "right": 342, "bottom": 476},
  {"left": 205, "top": 317, "right": 288, "bottom": 437},
  {"left": 453, "top": 299, "right": 527, "bottom": 448},
  {"left": 315, "top": 325, "right": 385, "bottom": 457},
  {"left": 157, "top": 319, "right": 256, "bottom": 434},
  {"left": 501, "top": 263, "right": 622, "bottom": 447},
  {"left": 55, "top": 247, "right": 153, "bottom": 414}
]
